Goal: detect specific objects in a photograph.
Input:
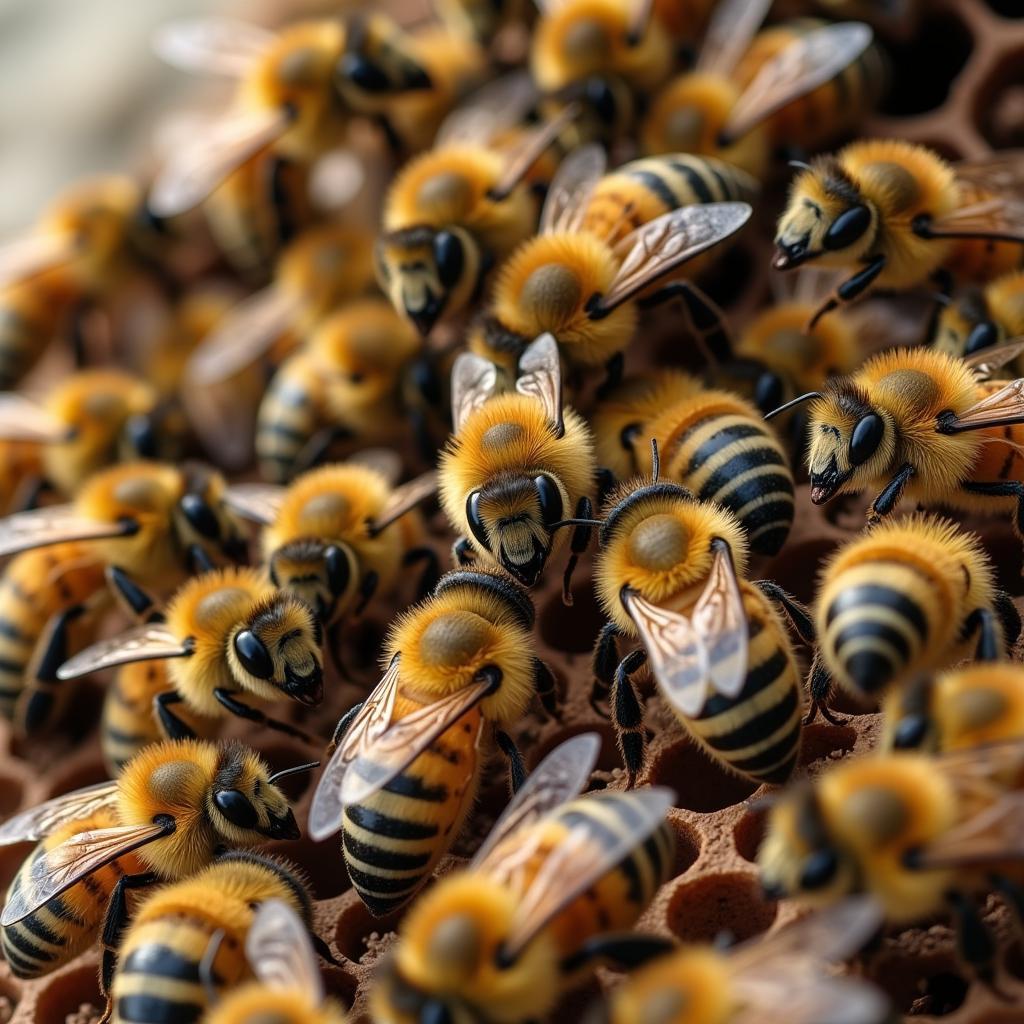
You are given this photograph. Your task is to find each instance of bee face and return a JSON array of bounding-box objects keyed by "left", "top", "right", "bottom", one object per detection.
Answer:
[
  {"left": 269, "top": 538, "right": 358, "bottom": 624},
  {"left": 174, "top": 467, "right": 248, "bottom": 564},
  {"left": 335, "top": 15, "right": 432, "bottom": 112},
  {"left": 209, "top": 745, "right": 300, "bottom": 843},
  {"left": 935, "top": 286, "right": 1001, "bottom": 358}
]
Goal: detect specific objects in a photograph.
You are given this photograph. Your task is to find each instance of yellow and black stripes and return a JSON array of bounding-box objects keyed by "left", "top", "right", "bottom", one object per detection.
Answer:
[{"left": 255, "top": 362, "right": 326, "bottom": 484}]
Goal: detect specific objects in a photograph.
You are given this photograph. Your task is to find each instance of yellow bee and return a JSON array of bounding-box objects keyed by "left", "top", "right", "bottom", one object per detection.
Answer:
[
  {"left": 589, "top": 466, "right": 809, "bottom": 787},
  {"left": 440, "top": 333, "right": 596, "bottom": 590},
  {"left": 933, "top": 270, "right": 1024, "bottom": 364},
  {"left": 772, "top": 141, "right": 1024, "bottom": 327},
  {"left": 758, "top": 742, "right": 1024, "bottom": 986},
  {"left": 435, "top": 0, "right": 536, "bottom": 50},
  {"left": 370, "top": 733, "right": 676, "bottom": 1024},
  {"left": 469, "top": 145, "right": 753, "bottom": 375},
  {"left": 309, "top": 566, "right": 555, "bottom": 915},
  {"left": 0, "top": 739, "right": 303, "bottom": 990}
]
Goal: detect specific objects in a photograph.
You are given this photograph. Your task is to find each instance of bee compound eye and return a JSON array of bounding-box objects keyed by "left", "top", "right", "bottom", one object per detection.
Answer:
[
  {"left": 338, "top": 53, "right": 391, "bottom": 93},
  {"left": 234, "top": 630, "right": 275, "bottom": 679},
  {"left": 534, "top": 475, "right": 563, "bottom": 528},
  {"left": 180, "top": 493, "right": 221, "bottom": 540},
  {"left": 848, "top": 413, "right": 884, "bottom": 466},
  {"left": 466, "top": 491, "right": 489, "bottom": 550},
  {"left": 433, "top": 231, "right": 464, "bottom": 288},
  {"left": 325, "top": 545, "right": 352, "bottom": 598},
  {"left": 799, "top": 849, "right": 839, "bottom": 891},
  {"left": 965, "top": 321, "right": 999, "bottom": 355},
  {"left": 214, "top": 789, "right": 258, "bottom": 830},
  {"left": 823, "top": 204, "right": 871, "bottom": 251}
]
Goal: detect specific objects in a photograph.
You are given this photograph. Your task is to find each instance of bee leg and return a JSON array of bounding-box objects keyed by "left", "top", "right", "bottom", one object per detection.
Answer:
[
  {"left": 453, "top": 536, "right": 476, "bottom": 567},
  {"left": 99, "top": 870, "right": 160, "bottom": 996},
  {"left": 866, "top": 463, "right": 916, "bottom": 523},
  {"left": 612, "top": 648, "right": 648, "bottom": 788},
  {"left": 946, "top": 890, "right": 1008, "bottom": 998},
  {"left": 805, "top": 654, "right": 846, "bottom": 727},
  {"left": 353, "top": 571, "right": 379, "bottom": 617},
  {"left": 995, "top": 590, "right": 1022, "bottom": 651},
  {"left": 494, "top": 729, "right": 527, "bottom": 794},
  {"left": 325, "top": 700, "right": 364, "bottom": 759},
  {"left": 106, "top": 566, "right": 163, "bottom": 624},
  {"left": 560, "top": 932, "right": 676, "bottom": 974},
  {"left": 187, "top": 543, "right": 216, "bottom": 574},
  {"left": 963, "top": 606, "right": 1000, "bottom": 661},
  {"left": 591, "top": 622, "right": 621, "bottom": 716},
  {"left": 563, "top": 497, "right": 594, "bottom": 605},
  {"left": 403, "top": 546, "right": 441, "bottom": 600},
  {"left": 808, "top": 255, "right": 886, "bottom": 330},
  {"left": 960, "top": 480, "right": 1024, "bottom": 540},
  {"left": 154, "top": 690, "right": 197, "bottom": 740},
  {"left": 213, "top": 687, "right": 317, "bottom": 745},
  {"left": 751, "top": 581, "right": 816, "bottom": 644},
  {"left": 636, "top": 280, "right": 733, "bottom": 364},
  {"left": 533, "top": 658, "right": 559, "bottom": 719},
  {"left": 596, "top": 352, "right": 625, "bottom": 400}
]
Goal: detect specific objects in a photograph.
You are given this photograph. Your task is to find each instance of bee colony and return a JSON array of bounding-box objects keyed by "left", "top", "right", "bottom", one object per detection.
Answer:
[{"left": 0, "top": 0, "right": 1020, "bottom": 1022}]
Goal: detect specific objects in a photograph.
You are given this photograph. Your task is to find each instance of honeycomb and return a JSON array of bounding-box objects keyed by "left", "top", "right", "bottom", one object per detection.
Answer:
[{"left": 0, "top": 1, "right": 1023, "bottom": 1022}]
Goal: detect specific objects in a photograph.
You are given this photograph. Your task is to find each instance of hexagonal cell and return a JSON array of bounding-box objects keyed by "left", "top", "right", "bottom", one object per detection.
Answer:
[
  {"left": 648, "top": 739, "right": 757, "bottom": 813},
  {"left": 733, "top": 805, "right": 767, "bottom": 864},
  {"left": 32, "top": 963, "right": 102, "bottom": 1024},
  {"left": 322, "top": 965, "right": 359, "bottom": 1011},
  {"left": 872, "top": 955, "right": 968, "bottom": 1016},
  {"left": 798, "top": 723, "right": 858, "bottom": 769},
  {"left": 670, "top": 815, "right": 702, "bottom": 877},
  {"left": 666, "top": 871, "right": 777, "bottom": 944},
  {"left": 528, "top": 723, "right": 621, "bottom": 775},
  {"left": 539, "top": 575, "right": 606, "bottom": 654},
  {"left": 334, "top": 899, "right": 406, "bottom": 964}
]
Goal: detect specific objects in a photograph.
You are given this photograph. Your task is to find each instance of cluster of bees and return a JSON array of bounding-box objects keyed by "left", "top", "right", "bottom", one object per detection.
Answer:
[{"left": 0, "top": 0, "right": 1022, "bottom": 1020}]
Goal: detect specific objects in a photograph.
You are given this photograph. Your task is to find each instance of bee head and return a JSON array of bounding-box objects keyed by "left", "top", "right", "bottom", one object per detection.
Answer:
[
  {"left": 175, "top": 463, "right": 249, "bottom": 565},
  {"left": 269, "top": 537, "right": 359, "bottom": 625},
  {"left": 209, "top": 742, "right": 301, "bottom": 843},
  {"left": 335, "top": 13, "right": 431, "bottom": 111},
  {"left": 934, "top": 285, "right": 1001, "bottom": 358}
]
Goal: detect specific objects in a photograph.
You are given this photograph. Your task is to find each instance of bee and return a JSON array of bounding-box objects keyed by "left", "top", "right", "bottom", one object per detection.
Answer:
[
  {"left": 370, "top": 733, "right": 676, "bottom": 1024},
  {"left": 0, "top": 461, "right": 245, "bottom": 733},
  {"left": 589, "top": 463, "right": 810, "bottom": 787},
  {"left": 440, "top": 333, "right": 597, "bottom": 590},
  {"left": 772, "top": 142, "right": 1024, "bottom": 327},
  {"left": 933, "top": 270, "right": 1024, "bottom": 364},
  {"left": 643, "top": 1, "right": 878, "bottom": 181},
  {"left": 600, "top": 899, "right": 888, "bottom": 1024},
  {"left": 810, "top": 515, "right": 1019, "bottom": 720},
  {"left": 109, "top": 851, "right": 318, "bottom": 1023},
  {"left": 469, "top": 144, "right": 754, "bottom": 376},
  {"left": 0, "top": 739, "right": 303, "bottom": 989},
  {"left": 203, "top": 898, "right": 346, "bottom": 1024},
  {"left": 593, "top": 370, "right": 796, "bottom": 556},
  {"left": 435, "top": 0, "right": 536, "bottom": 52},
  {"left": 58, "top": 563, "right": 324, "bottom": 743},
  {"left": 758, "top": 743, "right": 1024, "bottom": 985},
  {"left": 308, "top": 566, "right": 556, "bottom": 915}
]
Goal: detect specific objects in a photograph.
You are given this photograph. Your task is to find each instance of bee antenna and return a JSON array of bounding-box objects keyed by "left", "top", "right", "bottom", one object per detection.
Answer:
[
  {"left": 269, "top": 760, "right": 320, "bottom": 784},
  {"left": 650, "top": 438, "right": 660, "bottom": 483},
  {"left": 788, "top": 159, "right": 813, "bottom": 172},
  {"left": 763, "top": 391, "right": 822, "bottom": 421}
]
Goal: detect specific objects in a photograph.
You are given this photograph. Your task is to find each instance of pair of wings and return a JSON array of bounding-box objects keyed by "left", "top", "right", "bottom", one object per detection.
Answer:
[
  {"left": 0, "top": 393, "right": 73, "bottom": 444},
  {"left": 0, "top": 503, "right": 138, "bottom": 560},
  {"left": 239, "top": 899, "right": 326, "bottom": 1006},
  {"left": 920, "top": 152, "right": 1024, "bottom": 244},
  {"left": 623, "top": 540, "right": 749, "bottom": 719},
  {"left": 451, "top": 331, "right": 563, "bottom": 435},
  {"left": 0, "top": 781, "right": 171, "bottom": 926},
  {"left": 938, "top": 338, "right": 1024, "bottom": 434}
]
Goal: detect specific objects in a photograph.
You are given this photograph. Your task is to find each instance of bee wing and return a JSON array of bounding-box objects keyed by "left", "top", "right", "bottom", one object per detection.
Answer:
[
  {"left": 246, "top": 899, "right": 324, "bottom": 1002},
  {"left": 152, "top": 17, "right": 274, "bottom": 77},
  {"left": 624, "top": 590, "right": 710, "bottom": 718},
  {"left": 515, "top": 333, "right": 563, "bottom": 436},
  {"left": 955, "top": 152, "right": 1024, "bottom": 198},
  {"left": 451, "top": 351, "right": 500, "bottom": 433},
  {"left": 539, "top": 144, "right": 606, "bottom": 236},
  {"left": 1, "top": 820, "right": 171, "bottom": 926},
  {"left": 941, "top": 377, "right": 1024, "bottom": 432},
  {"left": 912, "top": 791, "right": 1024, "bottom": 870},
  {"left": 965, "top": 337, "right": 1024, "bottom": 379},
  {"left": 597, "top": 203, "right": 752, "bottom": 315},
  {"left": 697, "top": 0, "right": 773, "bottom": 76},
  {"left": 690, "top": 542, "right": 748, "bottom": 700},
  {"left": 0, "top": 505, "right": 136, "bottom": 558},
  {"left": 0, "top": 232, "right": 74, "bottom": 289},
  {"left": 307, "top": 655, "right": 402, "bottom": 840},
  {"left": 732, "top": 975, "right": 889, "bottom": 1024},
  {"left": 56, "top": 624, "right": 190, "bottom": 681},
  {"left": 490, "top": 103, "right": 581, "bottom": 203},
  {"left": 346, "top": 448, "right": 403, "bottom": 486},
  {"left": 367, "top": 471, "right": 438, "bottom": 536},
  {"left": 721, "top": 23, "right": 874, "bottom": 144},
  {"left": 223, "top": 483, "right": 287, "bottom": 526},
  {"left": 470, "top": 732, "right": 601, "bottom": 869},
  {"left": 436, "top": 71, "right": 538, "bottom": 147},
  {"left": 0, "top": 781, "right": 119, "bottom": 845},
  {"left": 0, "top": 394, "right": 68, "bottom": 443},
  {"left": 148, "top": 107, "right": 290, "bottom": 219},
  {"left": 495, "top": 787, "right": 675, "bottom": 963}
]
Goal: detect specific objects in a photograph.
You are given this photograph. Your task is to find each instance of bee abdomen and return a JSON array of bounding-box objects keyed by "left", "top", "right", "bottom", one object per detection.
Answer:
[{"left": 255, "top": 373, "right": 320, "bottom": 484}]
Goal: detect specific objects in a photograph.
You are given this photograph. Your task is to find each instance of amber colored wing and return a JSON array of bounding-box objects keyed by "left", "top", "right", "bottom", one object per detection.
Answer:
[
  {"left": 490, "top": 103, "right": 580, "bottom": 202},
  {"left": 451, "top": 351, "right": 500, "bottom": 433},
  {"left": 965, "top": 337, "right": 1024, "bottom": 379},
  {"left": 368, "top": 471, "right": 438, "bottom": 537},
  {"left": 223, "top": 483, "right": 287, "bottom": 526},
  {"left": 56, "top": 624, "right": 190, "bottom": 681},
  {"left": 697, "top": 0, "right": 773, "bottom": 76},
  {"left": 596, "top": 203, "right": 751, "bottom": 315},
  {"left": 0, "top": 505, "right": 136, "bottom": 558},
  {"left": 721, "top": 23, "right": 873, "bottom": 144},
  {"left": 941, "top": 377, "right": 1024, "bottom": 432},
  {"left": 0, "top": 395, "right": 68, "bottom": 443},
  {"left": 1, "top": 821, "right": 170, "bottom": 926},
  {"left": 0, "top": 781, "right": 119, "bottom": 846},
  {"left": 246, "top": 899, "right": 324, "bottom": 1002},
  {"left": 436, "top": 71, "right": 538, "bottom": 148},
  {"left": 955, "top": 152, "right": 1024, "bottom": 198},
  {"left": 912, "top": 792, "right": 1024, "bottom": 869},
  {"left": 152, "top": 17, "right": 274, "bottom": 76},
  {"left": 515, "top": 333, "right": 563, "bottom": 436},
  {"left": 691, "top": 541, "right": 748, "bottom": 701},
  {"left": 0, "top": 232, "right": 73, "bottom": 289},
  {"left": 540, "top": 144, "right": 606, "bottom": 236}
]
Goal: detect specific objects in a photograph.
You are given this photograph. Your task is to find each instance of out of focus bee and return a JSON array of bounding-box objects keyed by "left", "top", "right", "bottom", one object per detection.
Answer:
[
  {"left": 58, "top": 564, "right": 324, "bottom": 742},
  {"left": 149, "top": 15, "right": 433, "bottom": 220},
  {"left": 810, "top": 515, "right": 1019, "bottom": 721},
  {"left": 933, "top": 270, "right": 1024, "bottom": 365},
  {"left": 440, "top": 334, "right": 597, "bottom": 590},
  {"left": 643, "top": 1, "right": 879, "bottom": 181},
  {"left": 772, "top": 141, "right": 1024, "bottom": 327},
  {"left": 309, "top": 567, "right": 555, "bottom": 915},
  {"left": 0, "top": 461, "right": 245, "bottom": 733},
  {"left": 371, "top": 734, "right": 676, "bottom": 1024},
  {"left": 758, "top": 743, "right": 1024, "bottom": 985},
  {"left": 599, "top": 900, "right": 888, "bottom": 1024},
  {"left": 110, "top": 851, "right": 319, "bottom": 1023},
  {"left": 589, "top": 467, "right": 810, "bottom": 786},
  {"left": 469, "top": 145, "right": 754, "bottom": 376},
  {"left": 435, "top": 0, "right": 537, "bottom": 53},
  {"left": 203, "top": 898, "right": 347, "bottom": 1024},
  {"left": 593, "top": 370, "right": 795, "bottom": 556},
  {"left": 0, "top": 739, "right": 302, "bottom": 989}
]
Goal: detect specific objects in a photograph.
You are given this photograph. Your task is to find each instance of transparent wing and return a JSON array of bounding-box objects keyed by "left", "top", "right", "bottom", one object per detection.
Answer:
[
  {"left": 368, "top": 471, "right": 437, "bottom": 536},
  {"left": 943, "top": 377, "right": 1024, "bottom": 432},
  {"left": 490, "top": 103, "right": 580, "bottom": 202},
  {"left": 471, "top": 732, "right": 601, "bottom": 869},
  {"left": 0, "top": 781, "right": 119, "bottom": 845},
  {"left": 451, "top": 351, "right": 500, "bottom": 433},
  {"left": 152, "top": 17, "right": 274, "bottom": 77},
  {"left": 223, "top": 483, "right": 287, "bottom": 526},
  {"left": 57, "top": 624, "right": 189, "bottom": 681},
  {"left": 910, "top": 791, "right": 1024, "bottom": 869},
  {"left": 246, "top": 899, "right": 324, "bottom": 1001},
  {"left": 540, "top": 144, "right": 606, "bottom": 236},
  {"left": 965, "top": 337, "right": 1024, "bottom": 379},
  {"left": 690, "top": 542, "right": 748, "bottom": 700},
  {"left": 515, "top": 333, "right": 563, "bottom": 435},
  {"left": 346, "top": 448, "right": 403, "bottom": 486},
  {"left": 0, "top": 394, "right": 68, "bottom": 443},
  {"left": 721, "top": 23, "right": 874, "bottom": 144},
  {"left": 436, "top": 71, "right": 538, "bottom": 147},
  {"left": 697, "top": 0, "right": 773, "bottom": 76},
  {"left": 955, "top": 152, "right": 1024, "bottom": 198},
  {"left": 0, "top": 506, "right": 136, "bottom": 558},
  {"left": 0, "top": 233, "right": 73, "bottom": 289},
  {"left": 733, "top": 975, "right": 890, "bottom": 1024}
]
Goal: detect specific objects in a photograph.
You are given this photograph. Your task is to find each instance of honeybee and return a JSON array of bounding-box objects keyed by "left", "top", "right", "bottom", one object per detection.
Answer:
[
  {"left": 643, "top": 1, "right": 878, "bottom": 181},
  {"left": 810, "top": 515, "right": 1019, "bottom": 720},
  {"left": 436, "top": 0, "right": 536, "bottom": 51},
  {"left": 58, "top": 564, "right": 324, "bottom": 742},
  {"left": 440, "top": 334, "right": 597, "bottom": 590},
  {"left": 933, "top": 270, "right": 1024, "bottom": 364},
  {"left": 0, "top": 739, "right": 302, "bottom": 990},
  {"left": 203, "top": 898, "right": 346, "bottom": 1024},
  {"left": 469, "top": 145, "right": 754, "bottom": 376},
  {"left": 600, "top": 899, "right": 889, "bottom": 1024},
  {"left": 309, "top": 566, "right": 556, "bottom": 915},
  {"left": 589, "top": 465, "right": 810, "bottom": 787},
  {"left": 371, "top": 733, "right": 676, "bottom": 1024},
  {"left": 758, "top": 743, "right": 1024, "bottom": 985},
  {"left": 772, "top": 142, "right": 1024, "bottom": 327},
  {"left": 593, "top": 370, "right": 796, "bottom": 556},
  {"left": 0, "top": 461, "right": 245, "bottom": 733}
]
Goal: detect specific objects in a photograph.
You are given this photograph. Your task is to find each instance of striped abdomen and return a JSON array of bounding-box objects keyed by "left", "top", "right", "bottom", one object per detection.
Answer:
[
  {"left": 342, "top": 703, "right": 481, "bottom": 916},
  {"left": 256, "top": 355, "right": 325, "bottom": 483},
  {"left": 686, "top": 583, "right": 802, "bottom": 785},
  {"left": 969, "top": 382, "right": 1024, "bottom": 486},
  {"left": 0, "top": 276, "right": 76, "bottom": 390}
]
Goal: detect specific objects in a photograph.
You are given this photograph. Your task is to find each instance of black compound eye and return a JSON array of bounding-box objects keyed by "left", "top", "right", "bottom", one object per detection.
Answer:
[
  {"left": 534, "top": 475, "right": 563, "bottom": 528},
  {"left": 433, "top": 232, "right": 464, "bottom": 288},
  {"left": 234, "top": 630, "right": 274, "bottom": 679},
  {"left": 849, "top": 413, "right": 884, "bottom": 466},
  {"left": 466, "top": 491, "right": 489, "bottom": 550},
  {"left": 823, "top": 204, "right": 871, "bottom": 251},
  {"left": 892, "top": 714, "right": 929, "bottom": 749},
  {"left": 339, "top": 54, "right": 390, "bottom": 93},
  {"left": 180, "top": 493, "right": 221, "bottom": 540},
  {"left": 214, "top": 789, "right": 258, "bottom": 830},
  {"left": 325, "top": 545, "right": 351, "bottom": 597},
  {"left": 125, "top": 415, "right": 158, "bottom": 459},
  {"left": 965, "top": 321, "right": 999, "bottom": 355},
  {"left": 799, "top": 849, "right": 839, "bottom": 891}
]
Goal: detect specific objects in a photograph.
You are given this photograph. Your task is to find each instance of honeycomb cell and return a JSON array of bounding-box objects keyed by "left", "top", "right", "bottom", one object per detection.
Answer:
[
  {"left": 669, "top": 815, "right": 701, "bottom": 876},
  {"left": 648, "top": 740, "right": 757, "bottom": 813},
  {"left": 873, "top": 955, "right": 969, "bottom": 1016},
  {"left": 322, "top": 965, "right": 359, "bottom": 1011},
  {"left": 798, "top": 723, "right": 858, "bottom": 769},
  {"left": 732, "top": 806, "right": 768, "bottom": 864},
  {"left": 666, "top": 871, "right": 777, "bottom": 944},
  {"left": 334, "top": 899, "right": 406, "bottom": 964},
  {"left": 32, "top": 963, "right": 102, "bottom": 1024},
  {"left": 528, "top": 723, "right": 621, "bottom": 774}
]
